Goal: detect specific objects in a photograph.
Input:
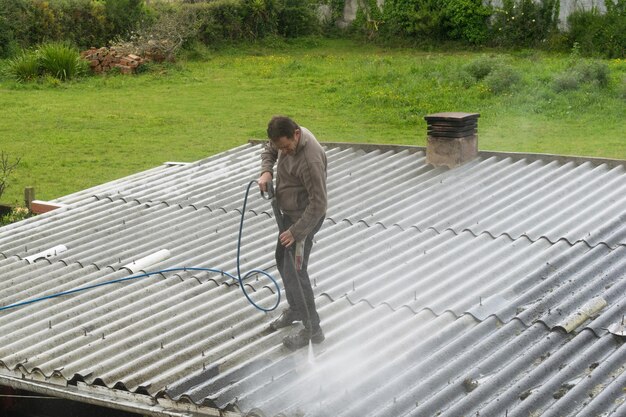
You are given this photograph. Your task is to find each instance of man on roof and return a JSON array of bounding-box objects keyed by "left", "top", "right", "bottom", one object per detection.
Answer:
[{"left": 258, "top": 115, "right": 327, "bottom": 351}]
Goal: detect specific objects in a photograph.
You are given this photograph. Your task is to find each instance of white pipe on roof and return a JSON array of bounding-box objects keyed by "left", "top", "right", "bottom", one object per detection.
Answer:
[
  {"left": 122, "top": 249, "right": 171, "bottom": 273},
  {"left": 23, "top": 244, "right": 68, "bottom": 264}
]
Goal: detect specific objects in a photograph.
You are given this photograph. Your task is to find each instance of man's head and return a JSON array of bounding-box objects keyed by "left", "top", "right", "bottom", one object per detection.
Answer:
[{"left": 267, "top": 116, "right": 301, "bottom": 155}]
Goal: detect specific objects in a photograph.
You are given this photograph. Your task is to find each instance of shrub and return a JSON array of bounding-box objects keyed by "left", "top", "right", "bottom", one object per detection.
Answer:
[
  {"left": 57, "top": 0, "right": 110, "bottom": 49},
  {"left": 39, "top": 42, "right": 87, "bottom": 80},
  {"left": 441, "top": 0, "right": 491, "bottom": 45},
  {"left": 552, "top": 59, "right": 611, "bottom": 92},
  {"left": 113, "top": 3, "right": 200, "bottom": 62},
  {"left": 491, "top": 0, "right": 560, "bottom": 48},
  {"left": 381, "top": 0, "right": 446, "bottom": 40},
  {"left": 483, "top": 65, "right": 521, "bottom": 94},
  {"left": 7, "top": 50, "right": 41, "bottom": 81},
  {"left": 277, "top": 0, "right": 319, "bottom": 38},
  {"left": 6, "top": 42, "right": 86, "bottom": 82},
  {"left": 463, "top": 55, "right": 498, "bottom": 80},
  {"left": 0, "top": 207, "right": 31, "bottom": 226},
  {"left": 462, "top": 55, "right": 521, "bottom": 94},
  {"left": 566, "top": 0, "right": 626, "bottom": 58},
  {"left": 105, "top": 0, "right": 147, "bottom": 41}
]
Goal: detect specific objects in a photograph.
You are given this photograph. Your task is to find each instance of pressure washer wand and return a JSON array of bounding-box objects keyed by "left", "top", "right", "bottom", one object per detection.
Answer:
[{"left": 260, "top": 181, "right": 285, "bottom": 233}]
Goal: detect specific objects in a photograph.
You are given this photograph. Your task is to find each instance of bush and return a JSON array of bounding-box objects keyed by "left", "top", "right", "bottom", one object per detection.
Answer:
[
  {"left": 39, "top": 42, "right": 87, "bottom": 80},
  {"left": 441, "top": 0, "right": 491, "bottom": 45},
  {"left": 462, "top": 55, "right": 521, "bottom": 94},
  {"left": 491, "top": 0, "right": 560, "bottom": 48},
  {"left": 0, "top": 207, "right": 31, "bottom": 226},
  {"left": 277, "top": 0, "right": 319, "bottom": 38},
  {"left": 381, "top": 0, "right": 446, "bottom": 40},
  {"left": 6, "top": 42, "right": 86, "bottom": 82},
  {"left": 566, "top": 0, "right": 626, "bottom": 58},
  {"left": 552, "top": 59, "right": 611, "bottom": 92},
  {"left": 113, "top": 3, "right": 200, "bottom": 62},
  {"left": 0, "top": 0, "right": 147, "bottom": 52},
  {"left": 6, "top": 50, "right": 41, "bottom": 81},
  {"left": 484, "top": 65, "right": 521, "bottom": 94},
  {"left": 463, "top": 55, "right": 498, "bottom": 80}
]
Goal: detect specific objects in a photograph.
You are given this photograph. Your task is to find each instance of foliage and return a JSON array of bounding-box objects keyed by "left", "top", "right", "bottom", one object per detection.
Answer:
[
  {"left": 461, "top": 55, "right": 522, "bottom": 94},
  {"left": 277, "top": 0, "right": 319, "bottom": 38},
  {"left": 0, "top": 0, "right": 147, "bottom": 53},
  {"left": 6, "top": 42, "right": 86, "bottom": 82},
  {"left": 105, "top": 0, "right": 147, "bottom": 41},
  {"left": 359, "top": 0, "right": 490, "bottom": 45},
  {"left": 440, "top": 0, "right": 491, "bottom": 45},
  {"left": 6, "top": 50, "right": 41, "bottom": 81},
  {"left": 553, "top": 58, "right": 611, "bottom": 91},
  {"left": 483, "top": 64, "right": 522, "bottom": 94},
  {"left": 380, "top": 0, "right": 446, "bottom": 40},
  {"left": 112, "top": 3, "right": 200, "bottom": 62},
  {"left": 566, "top": 0, "right": 626, "bottom": 58},
  {"left": 490, "top": 0, "right": 560, "bottom": 48},
  {"left": 0, "top": 206, "right": 31, "bottom": 226},
  {"left": 39, "top": 42, "right": 87, "bottom": 80}
]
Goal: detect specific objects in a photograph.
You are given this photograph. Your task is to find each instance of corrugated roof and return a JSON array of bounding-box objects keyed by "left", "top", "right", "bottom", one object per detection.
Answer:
[{"left": 1, "top": 142, "right": 625, "bottom": 416}]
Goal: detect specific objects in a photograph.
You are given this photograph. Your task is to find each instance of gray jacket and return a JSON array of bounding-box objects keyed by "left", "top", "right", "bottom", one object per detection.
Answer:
[{"left": 260, "top": 127, "right": 327, "bottom": 241}]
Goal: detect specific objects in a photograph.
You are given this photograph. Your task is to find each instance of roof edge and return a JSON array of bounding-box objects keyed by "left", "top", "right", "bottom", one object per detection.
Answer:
[
  {"left": 248, "top": 140, "right": 626, "bottom": 167},
  {"left": 0, "top": 373, "right": 234, "bottom": 417}
]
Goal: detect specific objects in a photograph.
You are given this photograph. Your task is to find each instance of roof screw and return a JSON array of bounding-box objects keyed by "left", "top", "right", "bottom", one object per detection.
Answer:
[
  {"left": 102, "top": 333, "right": 105, "bottom": 340},
  {"left": 84, "top": 329, "right": 87, "bottom": 336},
  {"left": 203, "top": 363, "right": 206, "bottom": 371},
  {"left": 480, "top": 296, "right": 483, "bottom": 306},
  {"left": 161, "top": 342, "right": 164, "bottom": 349},
  {"left": 48, "top": 320, "right": 52, "bottom": 329},
  {"left": 622, "top": 315, "right": 624, "bottom": 325},
  {"left": 201, "top": 350, "right": 205, "bottom": 357}
]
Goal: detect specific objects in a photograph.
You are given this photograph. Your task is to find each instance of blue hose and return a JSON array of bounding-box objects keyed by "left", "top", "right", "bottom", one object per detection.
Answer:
[{"left": 0, "top": 180, "right": 281, "bottom": 313}]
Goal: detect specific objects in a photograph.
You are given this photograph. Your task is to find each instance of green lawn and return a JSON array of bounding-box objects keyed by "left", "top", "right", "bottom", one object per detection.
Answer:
[{"left": 1, "top": 38, "right": 625, "bottom": 205}]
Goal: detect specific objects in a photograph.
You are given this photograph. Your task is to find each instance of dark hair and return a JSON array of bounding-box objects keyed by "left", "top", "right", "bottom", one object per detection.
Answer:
[{"left": 267, "top": 116, "right": 299, "bottom": 141}]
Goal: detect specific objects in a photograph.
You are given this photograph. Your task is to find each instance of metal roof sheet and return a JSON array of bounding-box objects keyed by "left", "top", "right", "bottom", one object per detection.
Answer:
[{"left": 1, "top": 142, "right": 625, "bottom": 416}]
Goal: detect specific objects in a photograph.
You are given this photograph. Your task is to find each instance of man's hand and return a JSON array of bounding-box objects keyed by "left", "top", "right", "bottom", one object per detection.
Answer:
[
  {"left": 258, "top": 171, "right": 273, "bottom": 192},
  {"left": 280, "top": 229, "right": 295, "bottom": 248}
]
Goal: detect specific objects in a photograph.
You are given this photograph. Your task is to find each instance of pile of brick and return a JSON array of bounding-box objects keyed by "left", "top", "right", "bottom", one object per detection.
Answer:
[{"left": 80, "top": 47, "right": 144, "bottom": 74}]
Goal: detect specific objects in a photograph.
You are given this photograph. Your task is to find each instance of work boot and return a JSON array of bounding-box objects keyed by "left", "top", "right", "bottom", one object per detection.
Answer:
[
  {"left": 268, "top": 308, "right": 301, "bottom": 331},
  {"left": 282, "top": 325, "right": 325, "bottom": 351}
]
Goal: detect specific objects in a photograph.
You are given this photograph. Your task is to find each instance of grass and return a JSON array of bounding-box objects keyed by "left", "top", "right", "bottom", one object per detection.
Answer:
[{"left": 0, "top": 37, "right": 625, "bottom": 205}]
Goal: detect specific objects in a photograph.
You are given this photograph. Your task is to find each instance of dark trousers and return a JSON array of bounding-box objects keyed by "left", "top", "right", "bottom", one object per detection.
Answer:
[{"left": 275, "top": 216, "right": 324, "bottom": 330}]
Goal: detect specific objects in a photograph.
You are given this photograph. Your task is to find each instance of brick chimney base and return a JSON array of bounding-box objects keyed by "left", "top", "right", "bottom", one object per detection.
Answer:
[{"left": 426, "top": 135, "right": 478, "bottom": 169}]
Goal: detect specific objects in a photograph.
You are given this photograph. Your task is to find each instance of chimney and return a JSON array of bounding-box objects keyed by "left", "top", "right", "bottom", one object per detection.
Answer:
[{"left": 424, "top": 112, "right": 480, "bottom": 168}]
